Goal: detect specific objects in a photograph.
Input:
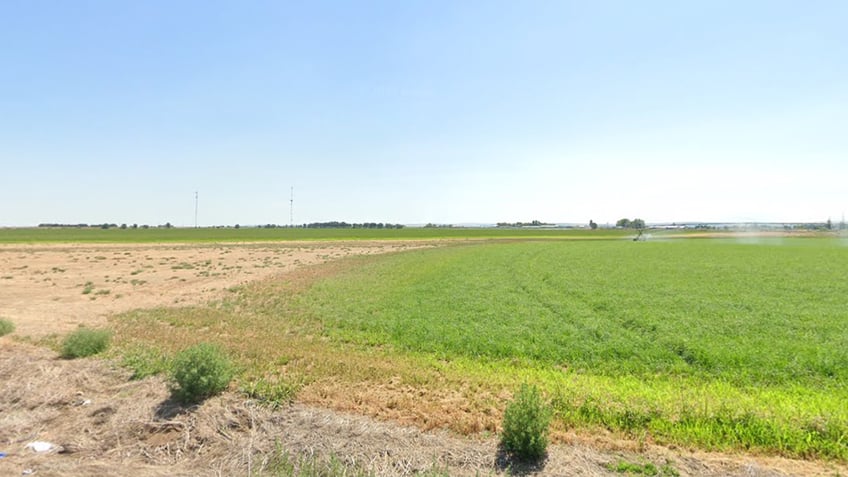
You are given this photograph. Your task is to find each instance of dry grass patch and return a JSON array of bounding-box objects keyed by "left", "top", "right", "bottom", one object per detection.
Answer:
[{"left": 4, "top": 340, "right": 829, "bottom": 476}]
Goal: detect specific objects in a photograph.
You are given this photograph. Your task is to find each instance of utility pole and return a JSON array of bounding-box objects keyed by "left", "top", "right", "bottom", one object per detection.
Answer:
[
  {"left": 289, "top": 186, "right": 294, "bottom": 228},
  {"left": 194, "top": 191, "right": 198, "bottom": 229}
]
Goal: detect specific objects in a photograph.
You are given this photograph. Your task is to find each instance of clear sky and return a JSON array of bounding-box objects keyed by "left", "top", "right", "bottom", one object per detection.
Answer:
[{"left": 1, "top": 1, "right": 846, "bottom": 227}]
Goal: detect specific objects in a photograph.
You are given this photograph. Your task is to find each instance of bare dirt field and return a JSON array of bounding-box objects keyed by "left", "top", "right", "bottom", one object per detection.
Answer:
[
  {"left": 0, "top": 241, "right": 843, "bottom": 476},
  {"left": 0, "top": 241, "right": 430, "bottom": 338}
]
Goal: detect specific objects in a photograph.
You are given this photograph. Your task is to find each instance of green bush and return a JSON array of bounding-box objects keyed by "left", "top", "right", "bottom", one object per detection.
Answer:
[
  {"left": 0, "top": 318, "right": 14, "bottom": 336},
  {"left": 501, "top": 383, "right": 552, "bottom": 461},
  {"left": 61, "top": 328, "right": 111, "bottom": 358},
  {"left": 170, "top": 343, "right": 234, "bottom": 404}
]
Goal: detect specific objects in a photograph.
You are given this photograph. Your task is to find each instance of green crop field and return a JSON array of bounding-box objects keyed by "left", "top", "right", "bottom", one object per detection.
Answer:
[
  {"left": 0, "top": 226, "right": 629, "bottom": 244},
  {"left": 290, "top": 238, "right": 848, "bottom": 457},
  {"left": 110, "top": 235, "right": 848, "bottom": 460},
  {"left": 304, "top": 239, "right": 847, "bottom": 384}
]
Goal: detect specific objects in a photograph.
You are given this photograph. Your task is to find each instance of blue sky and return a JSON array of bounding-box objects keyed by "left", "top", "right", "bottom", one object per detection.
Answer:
[{"left": 1, "top": 1, "right": 846, "bottom": 226}]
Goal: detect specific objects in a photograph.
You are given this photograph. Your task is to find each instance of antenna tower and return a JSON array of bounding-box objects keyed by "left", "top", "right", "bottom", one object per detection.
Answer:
[
  {"left": 194, "top": 191, "right": 198, "bottom": 228},
  {"left": 290, "top": 186, "right": 294, "bottom": 227}
]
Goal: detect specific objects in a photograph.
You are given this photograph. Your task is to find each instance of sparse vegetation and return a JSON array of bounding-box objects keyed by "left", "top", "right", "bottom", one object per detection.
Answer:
[
  {"left": 120, "top": 345, "right": 170, "bottom": 379},
  {"left": 170, "top": 343, "right": 234, "bottom": 404},
  {"left": 260, "top": 443, "right": 451, "bottom": 477},
  {"left": 241, "top": 377, "right": 300, "bottom": 409},
  {"left": 606, "top": 460, "right": 679, "bottom": 476},
  {"left": 262, "top": 445, "right": 373, "bottom": 477},
  {"left": 61, "top": 328, "right": 111, "bottom": 358},
  {"left": 82, "top": 281, "right": 94, "bottom": 294},
  {"left": 500, "top": 384, "right": 551, "bottom": 461},
  {"left": 0, "top": 318, "right": 15, "bottom": 336}
]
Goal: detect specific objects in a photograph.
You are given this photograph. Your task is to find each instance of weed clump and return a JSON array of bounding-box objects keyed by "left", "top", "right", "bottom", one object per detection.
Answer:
[
  {"left": 170, "top": 343, "right": 234, "bottom": 404},
  {"left": 61, "top": 328, "right": 111, "bottom": 358},
  {"left": 121, "top": 345, "right": 170, "bottom": 380},
  {"left": 501, "top": 383, "right": 552, "bottom": 462},
  {"left": 606, "top": 460, "right": 680, "bottom": 476},
  {"left": 241, "top": 377, "right": 300, "bottom": 409},
  {"left": 0, "top": 318, "right": 14, "bottom": 336},
  {"left": 265, "top": 444, "right": 375, "bottom": 477}
]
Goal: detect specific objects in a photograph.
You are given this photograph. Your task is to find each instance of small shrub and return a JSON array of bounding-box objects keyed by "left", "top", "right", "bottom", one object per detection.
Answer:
[
  {"left": 0, "top": 318, "right": 15, "bottom": 336},
  {"left": 170, "top": 343, "right": 234, "bottom": 404},
  {"left": 501, "top": 383, "right": 552, "bottom": 461},
  {"left": 61, "top": 328, "right": 111, "bottom": 358}
]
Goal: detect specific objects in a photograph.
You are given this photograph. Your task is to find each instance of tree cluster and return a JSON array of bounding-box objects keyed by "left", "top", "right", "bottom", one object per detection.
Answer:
[
  {"left": 38, "top": 223, "right": 92, "bottom": 228},
  {"left": 616, "top": 218, "right": 646, "bottom": 229},
  {"left": 496, "top": 220, "right": 553, "bottom": 227},
  {"left": 303, "top": 221, "right": 404, "bottom": 229}
]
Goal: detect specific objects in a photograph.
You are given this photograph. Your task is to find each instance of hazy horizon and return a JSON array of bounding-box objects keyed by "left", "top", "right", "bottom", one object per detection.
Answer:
[
  {"left": 16, "top": 218, "right": 844, "bottom": 229},
  {"left": 2, "top": 1, "right": 845, "bottom": 227}
]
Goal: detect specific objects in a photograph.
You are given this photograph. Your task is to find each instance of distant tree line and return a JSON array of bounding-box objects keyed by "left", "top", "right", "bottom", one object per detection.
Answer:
[
  {"left": 250, "top": 222, "right": 404, "bottom": 229},
  {"left": 303, "top": 221, "right": 405, "bottom": 229},
  {"left": 37, "top": 222, "right": 406, "bottom": 230},
  {"left": 38, "top": 223, "right": 93, "bottom": 228},
  {"left": 38, "top": 223, "right": 168, "bottom": 229},
  {"left": 496, "top": 220, "right": 553, "bottom": 227}
]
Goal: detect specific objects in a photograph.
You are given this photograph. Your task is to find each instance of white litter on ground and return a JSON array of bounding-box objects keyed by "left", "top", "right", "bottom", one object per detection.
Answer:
[{"left": 25, "top": 441, "right": 55, "bottom": 453}]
